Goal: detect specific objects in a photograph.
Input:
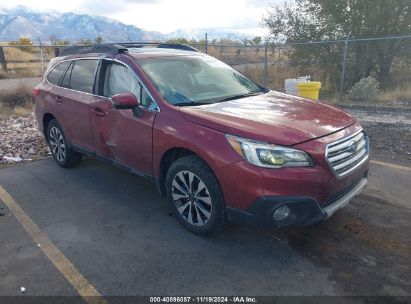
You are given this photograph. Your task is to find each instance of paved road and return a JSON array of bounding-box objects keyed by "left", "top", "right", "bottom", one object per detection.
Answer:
[{"left": 0, "top": 158, "right": 410, "bottom": 298}]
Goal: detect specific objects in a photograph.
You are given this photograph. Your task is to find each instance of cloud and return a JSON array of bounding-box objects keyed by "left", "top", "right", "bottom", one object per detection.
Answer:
[
  {"left": 123, "top": 0, "right": 162, "bottom": 3},
  {"left": 79, "top": 0, "right": 161, "bottom": 15},
  {"left": 246, "top": 0, "right": 286, "bottom": 7}
]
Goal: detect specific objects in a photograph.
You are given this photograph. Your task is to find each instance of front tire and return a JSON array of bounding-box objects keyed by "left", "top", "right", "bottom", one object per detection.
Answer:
[
  {"left": 166, "top": 155, "right": 226, "bottom": 236},
  {"left": 46, "top": 120, "right": 81, "bottom": 168}
]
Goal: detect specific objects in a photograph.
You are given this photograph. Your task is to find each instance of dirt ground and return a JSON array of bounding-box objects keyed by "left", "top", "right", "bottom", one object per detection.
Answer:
[{"left": 340, "top": 105, "right": 411, "bottom": 166}]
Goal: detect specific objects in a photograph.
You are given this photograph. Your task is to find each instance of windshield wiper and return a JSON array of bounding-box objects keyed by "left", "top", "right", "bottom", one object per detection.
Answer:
[{"left": 214, "top": 92, "right": 264, "bottom": 103}]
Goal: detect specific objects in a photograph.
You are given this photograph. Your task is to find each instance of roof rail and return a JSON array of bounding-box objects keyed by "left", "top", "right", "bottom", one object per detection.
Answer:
[
  {"left": 58, "top": 43, "right": 199, "bottom": 57},
  {"left": 118, "top": 42, "right": 199, "bottom": 52},
  {"left": 59, "top": 44, "right": 128, "bottom": 56}
]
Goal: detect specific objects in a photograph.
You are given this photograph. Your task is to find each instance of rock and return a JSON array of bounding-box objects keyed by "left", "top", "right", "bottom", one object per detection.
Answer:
[{"left": 0, "top": 113, "right": 48, "bottom": 165}]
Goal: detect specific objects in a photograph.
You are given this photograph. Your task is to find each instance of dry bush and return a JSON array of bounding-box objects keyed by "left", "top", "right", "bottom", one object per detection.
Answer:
[
  {"left": 0, "top": 85, "right": 35, "bottom": 112},
  {"left": 349, "top": 77, "right": 380, "bottom": 101}
]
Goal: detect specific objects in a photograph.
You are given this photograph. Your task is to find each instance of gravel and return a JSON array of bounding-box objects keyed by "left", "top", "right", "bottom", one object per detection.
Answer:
[{"left": 0, "top": 113, "right": 50, "bottom": 165}]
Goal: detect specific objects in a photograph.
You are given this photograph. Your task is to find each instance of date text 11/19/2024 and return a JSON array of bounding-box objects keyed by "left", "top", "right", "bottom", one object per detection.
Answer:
[{"left": 149, "top": 296, "right": 257, "bottom": 303}]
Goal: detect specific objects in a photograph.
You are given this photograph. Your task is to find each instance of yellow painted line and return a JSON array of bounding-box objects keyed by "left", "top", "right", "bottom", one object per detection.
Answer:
[
  {"left": 370, "top": 160, "right": 411, "bottom": 172},
  {"left": 0, "top": 185, "right": 107, "bottom": 304}
]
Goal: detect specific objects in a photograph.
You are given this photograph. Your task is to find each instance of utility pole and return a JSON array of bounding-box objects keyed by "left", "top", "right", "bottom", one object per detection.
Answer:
[{"left": 339, "top": 32, "right": 352, "bottom": 99}]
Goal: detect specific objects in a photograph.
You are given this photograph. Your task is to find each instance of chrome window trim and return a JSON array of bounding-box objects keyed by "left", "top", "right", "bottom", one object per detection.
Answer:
[
  {"left": 44, "top": 56, "right": 160, "bottom": 113},
  {"left": 325, "top": 129, "right": 369, "bottom": 179},
  {"left": 45, "top": 57, "right": 102, "bottom": 97}
]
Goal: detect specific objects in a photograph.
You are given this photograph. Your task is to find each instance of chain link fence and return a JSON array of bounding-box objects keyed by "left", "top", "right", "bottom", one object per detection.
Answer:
[{"left": 1, "top": 35, "right": 410, "bottom": 100}]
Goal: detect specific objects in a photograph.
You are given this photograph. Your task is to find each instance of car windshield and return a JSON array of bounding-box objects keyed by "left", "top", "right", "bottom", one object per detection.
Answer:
[{"left": 138, "top": 55, "right": 266, "bottom": 106}]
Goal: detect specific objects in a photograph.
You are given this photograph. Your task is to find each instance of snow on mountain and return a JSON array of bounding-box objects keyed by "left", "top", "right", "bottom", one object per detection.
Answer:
[
  {"left": 0, "top": 6, "right": 253, "bottom": 43},
  {"left": 0, "top": 6, "right": 164, "bottom": 42}
]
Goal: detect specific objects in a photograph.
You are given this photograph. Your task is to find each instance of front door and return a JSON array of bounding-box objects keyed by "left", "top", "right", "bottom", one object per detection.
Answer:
[{"left": 89, "top": 60, "right": 157, "bottom": 176}]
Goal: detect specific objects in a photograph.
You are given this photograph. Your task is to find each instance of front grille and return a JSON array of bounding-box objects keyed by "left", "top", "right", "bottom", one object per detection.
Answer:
[{"left": 326, "top": 130, "right": 369, "bottom": 177}]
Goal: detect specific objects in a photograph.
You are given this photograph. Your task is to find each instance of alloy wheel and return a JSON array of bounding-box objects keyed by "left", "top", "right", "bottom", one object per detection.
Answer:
[
  {"left": 171, "top": 171, "right": 213, "bottom": 226},
  {"left": 49, "top": 126, "right": 66, "bottom": 162}
]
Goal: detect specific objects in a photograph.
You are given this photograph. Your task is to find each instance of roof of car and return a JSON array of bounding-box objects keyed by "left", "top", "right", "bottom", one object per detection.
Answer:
[{"left": 127, "top": 48, "right": 204, "bottom": 60}]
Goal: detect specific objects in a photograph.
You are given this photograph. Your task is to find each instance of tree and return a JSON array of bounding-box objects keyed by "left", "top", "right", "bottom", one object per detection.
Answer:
[
  {"left": 8, "top": 37, "right": 34, "bottom": 52},
  {"left": 252, "top": 36, "right": 262, "bottom": 45},
  {"left": 95, "top": 36, "right": 103, "bottom": 44},
  {"left": 263, "top": 0, "right": 410, "bottom": 89},
  {"left": 166, "top": 38, "right": 189, "bottom": 44}
]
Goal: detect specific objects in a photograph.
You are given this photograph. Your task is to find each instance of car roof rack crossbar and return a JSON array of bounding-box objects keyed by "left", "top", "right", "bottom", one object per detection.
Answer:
[
  {"left": 118, "top": 42, "right": 199, "bottom": 52},
  {"left": 60, "top": 44, "right": 128, "bottom": 56}
]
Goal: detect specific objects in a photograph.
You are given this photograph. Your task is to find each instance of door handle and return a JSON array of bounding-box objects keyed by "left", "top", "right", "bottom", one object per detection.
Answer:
[
  {"left": 55, "top": 95, "right": 63, "bottom": 103},
  {"left": 91, "top": 108, "right": 107, "bottom": 117}
]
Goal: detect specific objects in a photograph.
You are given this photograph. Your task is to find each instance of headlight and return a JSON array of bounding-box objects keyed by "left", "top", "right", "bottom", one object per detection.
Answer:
[{"left": 226, "top": 134, "right": 313, "bottom": 168}]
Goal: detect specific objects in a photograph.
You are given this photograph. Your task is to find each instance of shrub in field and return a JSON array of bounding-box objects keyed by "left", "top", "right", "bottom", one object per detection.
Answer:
[
  {"left": 8, "top": 37, "right": 34, "bottom": 53},
  {"left": 349, "top": 76, "right": 380, "bottom": 101},
  {"left": 0, "top": 85, "right": 34, "bottom": 108}
]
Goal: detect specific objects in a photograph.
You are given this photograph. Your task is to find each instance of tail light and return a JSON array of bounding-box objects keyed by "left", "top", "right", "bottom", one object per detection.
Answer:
[{"left": 32, "top": 87, "right": 40, "bottom": 97}]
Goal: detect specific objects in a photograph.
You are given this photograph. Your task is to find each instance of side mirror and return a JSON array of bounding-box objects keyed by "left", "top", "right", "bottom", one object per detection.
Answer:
[{"left": 112, "top": 93, "right": 139, "bottom": 110}]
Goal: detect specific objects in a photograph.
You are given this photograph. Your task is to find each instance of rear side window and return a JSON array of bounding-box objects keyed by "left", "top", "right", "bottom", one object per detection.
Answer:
[
  {"left": 47, "top": 61, "right": 71, "bottom": 86},
  {"left": 61, "top": 62, "right": 73, "bottom": 88},
  {"left": 69, "top": 59, "right": 99, "bottom": 94}
]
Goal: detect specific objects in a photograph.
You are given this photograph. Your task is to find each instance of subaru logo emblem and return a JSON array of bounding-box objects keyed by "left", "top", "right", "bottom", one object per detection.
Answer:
[{"left": 348, "top": 140, "right": 358, "bottom": 153}]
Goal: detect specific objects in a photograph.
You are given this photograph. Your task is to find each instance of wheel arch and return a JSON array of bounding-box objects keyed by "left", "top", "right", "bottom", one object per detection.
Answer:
[
  {"left": 156, "top": 147, "right": 213, "bottom": 196},
  {"left": 42, "top": 113, "right": 56, "bottom": 138}
]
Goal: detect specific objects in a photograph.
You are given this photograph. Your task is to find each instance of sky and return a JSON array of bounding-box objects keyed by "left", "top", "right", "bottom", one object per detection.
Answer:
[{"left": 0, "top": 0, "right": 284, "bottom": 36}]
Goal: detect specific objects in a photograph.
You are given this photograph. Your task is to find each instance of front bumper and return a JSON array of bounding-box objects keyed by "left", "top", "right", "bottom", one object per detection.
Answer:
[{"left": 226, "top": 176, "right": 368, "bottom": 228}]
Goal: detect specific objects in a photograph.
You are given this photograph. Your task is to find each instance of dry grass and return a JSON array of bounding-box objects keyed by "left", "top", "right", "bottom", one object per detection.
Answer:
[
  {"left": 1, "top": 47, "right": 51, "bottom": 78},
  {"left": 377, "top": 86, "right": 411, "bottom": 102},
  {"left": 3, "top": 47, "right": 35, "bottom": 61},
  {"left": 0, "top": 85, "right": 35, "bottom": 118}
]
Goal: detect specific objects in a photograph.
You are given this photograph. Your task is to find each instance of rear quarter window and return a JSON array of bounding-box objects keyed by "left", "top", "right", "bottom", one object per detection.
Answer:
[
  {"left": 46, "top": 61, "right": 71, "bottom": 86},
  {"left": 69, "top": 59, "right": 99, "bottom": 94}
]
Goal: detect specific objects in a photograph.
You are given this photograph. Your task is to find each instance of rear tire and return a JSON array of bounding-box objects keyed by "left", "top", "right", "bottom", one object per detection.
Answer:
[
  {"left": 165, "top": 155, "right": 226, "bottom": 236},
  {"left": 46, "top": 119, "right": 81, "bottom": 168}
]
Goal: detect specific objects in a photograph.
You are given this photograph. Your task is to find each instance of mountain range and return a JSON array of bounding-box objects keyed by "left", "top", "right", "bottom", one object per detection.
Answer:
[{"left": 0, "top": 6, "right": 252, "bottom": 43}]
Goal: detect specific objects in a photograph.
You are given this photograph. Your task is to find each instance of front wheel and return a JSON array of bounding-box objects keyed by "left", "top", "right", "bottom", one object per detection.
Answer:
[
  {"left": 166, "top": 155, "right": 226, "bottom": 236},
  {"left": 46, "top": 120, "right": 81, "bottom": 168}
]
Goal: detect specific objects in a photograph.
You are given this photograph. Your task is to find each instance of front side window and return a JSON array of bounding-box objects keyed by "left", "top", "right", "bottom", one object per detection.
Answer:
[
  {"left": 138, "top": 55, "right": 265, "bottom": 106},
  {"left": 47, "top": 61, "right": 71, "bottom": 86},
  {"left": 103, "top": 62, "right": 154, "bottom": 108},
  {"left": 69, "top": 59, "right": 99, "bottom": 94}
]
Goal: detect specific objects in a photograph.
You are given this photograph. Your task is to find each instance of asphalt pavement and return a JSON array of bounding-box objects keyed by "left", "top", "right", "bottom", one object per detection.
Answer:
[{"left": 0, "top": 157, "right": 410, "bottom": 299}]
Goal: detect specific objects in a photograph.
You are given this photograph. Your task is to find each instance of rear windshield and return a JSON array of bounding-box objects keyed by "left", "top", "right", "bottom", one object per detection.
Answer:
[{"left": 138, "top": 55, "right": 265, "bottom": 106}]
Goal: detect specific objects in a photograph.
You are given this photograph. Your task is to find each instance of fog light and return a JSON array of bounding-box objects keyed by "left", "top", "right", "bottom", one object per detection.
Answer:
[{"left": 273, "top": 205, "right": 290, "bottom": 221}]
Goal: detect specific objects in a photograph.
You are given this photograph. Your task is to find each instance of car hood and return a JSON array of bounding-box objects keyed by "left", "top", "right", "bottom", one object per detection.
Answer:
[{"left": 179, "top": 91, "right": 356, "bottom": 146}]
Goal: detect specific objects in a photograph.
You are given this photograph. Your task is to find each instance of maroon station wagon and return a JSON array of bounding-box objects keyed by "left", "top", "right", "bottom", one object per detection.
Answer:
[{"left": 34, "top": 43, "right": 369, "bottom": 236}]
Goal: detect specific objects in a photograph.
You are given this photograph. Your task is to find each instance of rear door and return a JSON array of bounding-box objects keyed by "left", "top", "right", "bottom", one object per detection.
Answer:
[
  {"left": 89, "top": 60, "right": 157, "bottom": 175},
  {"left": 55, "top": 59, "right": 99, "bottom": 150}
]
